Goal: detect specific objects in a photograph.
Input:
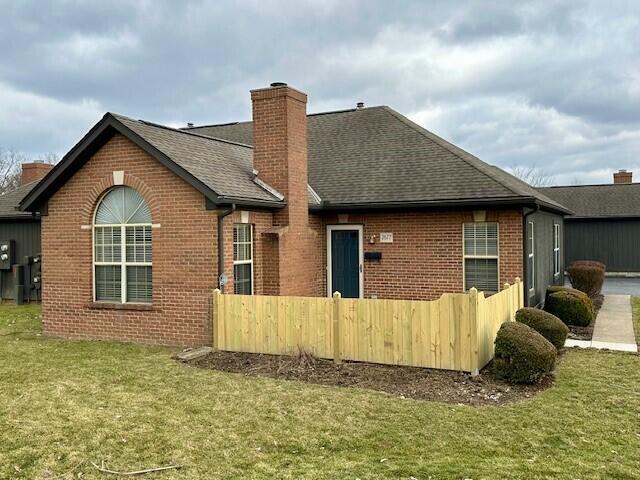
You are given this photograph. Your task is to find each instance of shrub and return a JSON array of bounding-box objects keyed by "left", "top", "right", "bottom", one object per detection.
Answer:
[
  {"left": 545, "top": 291, "right": 594, "bottom": 326},
  {"left": 515, "top": 307, "right": 569, "bottom": 349},
  {"left": 571, "top": 260, "right": 606, "bottom": 271},
  {"left": 545, "top": 286, "right": 594, "bottom": 315},
  {"left": 494, "top": 322, "right": 556, "bottom": 384},
  {"left": 567, "top": 261, "right": 605, "bottom": 297}
]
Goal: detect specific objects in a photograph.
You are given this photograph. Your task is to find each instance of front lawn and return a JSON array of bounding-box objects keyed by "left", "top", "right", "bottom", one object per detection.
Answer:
[
  {"left": 1, "top": 306, "right": 639, "bottom": 479},
  {"left": 633, "top": 296, "right": 640, "bottom": 344}
]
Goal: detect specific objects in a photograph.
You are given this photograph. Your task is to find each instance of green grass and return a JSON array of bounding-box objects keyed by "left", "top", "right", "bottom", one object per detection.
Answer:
[
  {"left": 1, "top": 306, "right": 639, "bottom": 479},
  {"left": 632, "top": 297, "right": 640, "bottom": 345}
]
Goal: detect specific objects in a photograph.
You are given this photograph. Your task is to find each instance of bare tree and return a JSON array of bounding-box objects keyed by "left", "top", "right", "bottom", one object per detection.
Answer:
[
  {"left": 511, "top": 166, "right": 555, "bottom": 187},
  {"left": 0, "top": 148, "right": 59, "bottom": 194},
  {"left": 0, "top": 148, "right": 26, "bottom": 194}
]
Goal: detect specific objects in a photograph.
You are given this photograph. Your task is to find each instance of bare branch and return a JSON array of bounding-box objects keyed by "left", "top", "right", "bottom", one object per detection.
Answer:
[
  {"left": 91, "top": 461, "right": 183, "bottom": 476},
  {"left": 0, "top": 148, "right": 60, "bottom": 194},
  {"left": 510, "top": 166, "right": 555, "bottom": 187}
]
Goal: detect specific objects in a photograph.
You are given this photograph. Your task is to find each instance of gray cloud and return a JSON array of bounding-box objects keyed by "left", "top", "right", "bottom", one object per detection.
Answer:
[{"left": 0, "top": 0, "right": 638, "bottom": 184}]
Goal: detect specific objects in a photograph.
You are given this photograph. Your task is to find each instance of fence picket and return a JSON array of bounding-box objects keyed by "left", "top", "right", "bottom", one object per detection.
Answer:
[{"left": 212, "top": 279, "right": 522, "bottom": 373}]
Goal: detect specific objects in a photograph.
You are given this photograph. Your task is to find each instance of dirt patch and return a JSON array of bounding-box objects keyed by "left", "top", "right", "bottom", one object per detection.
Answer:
[
  {"left": 567, "top": 294, "right": 604, "bottom": 341},
  {"left": 183, "top": 350, "right": 554, "bottom": 406},
  {"left": 568, "top": 324, "right": 594, "bottom": 340}
]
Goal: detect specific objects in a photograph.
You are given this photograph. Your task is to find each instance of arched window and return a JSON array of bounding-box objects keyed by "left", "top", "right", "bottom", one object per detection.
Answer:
[{"left": 94, "top": 186, "right": 152, "bottom": 303}]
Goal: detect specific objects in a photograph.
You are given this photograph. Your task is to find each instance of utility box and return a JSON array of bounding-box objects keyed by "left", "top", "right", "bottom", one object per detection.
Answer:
[
  {"left": 13, "top": 264, "right": 24, "bottom": 305},
  {"left": 0, "top": 240, "right": 14, "bottom": 270}
]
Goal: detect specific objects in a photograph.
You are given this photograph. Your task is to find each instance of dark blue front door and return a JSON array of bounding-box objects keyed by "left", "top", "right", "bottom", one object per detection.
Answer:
[{"left": 331, "top": 229, "right": 360, "bottom": 298}]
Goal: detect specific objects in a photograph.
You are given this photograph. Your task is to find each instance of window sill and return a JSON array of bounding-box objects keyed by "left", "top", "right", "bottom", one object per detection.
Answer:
[{"left": 88, "top": 301, "right": 154, "bottom": 311}]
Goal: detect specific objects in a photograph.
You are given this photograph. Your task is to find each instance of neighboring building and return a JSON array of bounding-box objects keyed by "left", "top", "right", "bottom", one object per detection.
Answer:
[
  {"left": 541, "top": 170, "right": 640, "bottom": 274},
  {"left": 0, "top": 162, "right": 53, "bottom": 301},
  {"left": 20, "top": 83, "right": 569, "bottom": 345}
]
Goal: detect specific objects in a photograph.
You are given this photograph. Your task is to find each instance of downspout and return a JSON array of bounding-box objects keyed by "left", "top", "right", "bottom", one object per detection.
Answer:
[
  {"left": 217, "top": 204, "right": 236, "bottom": 292},
  {"left": 522, "top": 204, "right": 540, "bottom": 307}
]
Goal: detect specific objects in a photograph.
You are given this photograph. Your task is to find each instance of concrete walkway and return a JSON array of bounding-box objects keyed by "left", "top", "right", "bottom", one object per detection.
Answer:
[{"left": 565, "top": 294, "right": 638, "bottom": 352}]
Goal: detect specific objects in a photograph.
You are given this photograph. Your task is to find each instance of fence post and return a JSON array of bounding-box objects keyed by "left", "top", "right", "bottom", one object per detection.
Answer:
[
  {"left": 212, "top": 288, "right": 221, "bottom": 350},
  {"left": 469, "top": 288, "right": 480, "bottom": 377},
  {"left": 515, "top": 277, "right": 523, "bottom": 309},
  {"left": 332, "top": 291, "right": 342, "bottom": 364}
]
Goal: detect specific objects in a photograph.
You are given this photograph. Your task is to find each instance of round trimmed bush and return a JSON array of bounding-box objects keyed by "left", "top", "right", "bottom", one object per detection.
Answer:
[
  {"left": 545, "top": 286, "right": 594, "bottom": 315},
  {"left": 494, "top": 322, "right": 556, "bottom": 384},
  {"left": 571, "top": 260, "right": 606, "bottom": 271},
  {"left": 515, "top": 307, "right": 569, "bottom": 349},
  {"left": 567, "top": 261, "right": 605, "bottom": 297},
  {"left": 544, "top": 291, "right": 594, "bottom": 326},
  {"left": 545, "top": 285, "right": 586, "bottom": 302}
]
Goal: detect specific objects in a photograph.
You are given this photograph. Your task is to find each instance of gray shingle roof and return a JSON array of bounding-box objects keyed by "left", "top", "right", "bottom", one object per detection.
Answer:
[
  {"left": 187, "top": 106, "right": 568, "bottom": 212},
  {"left": 113, "top": 115, "right": 280, "bottom": 204},
  {"left": 539, "top": 183, "right": 640, "bottom": 218},
  {"left": 0, "top": 181, "right": 39, "bottom": 219}
]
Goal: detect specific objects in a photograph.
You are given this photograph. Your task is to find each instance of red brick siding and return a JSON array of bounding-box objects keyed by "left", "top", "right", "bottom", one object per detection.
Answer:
[
  {"left": 221, "top": 210, "right": 276, "bottom": 295},
  {"left": 41, "top": 134, "right": 218, "bottom": 346},
  {"left": 21, "top": 162, "right": 54, "bottom": 185},
  {"left": 250, "top": 85, "right": 317, "bottom": 296},
  {"left": 314, "top": 210, "right": 523, "bottom": 300},
  {"left": 41, "top": 134, "right": 524, "bottom": 346}
]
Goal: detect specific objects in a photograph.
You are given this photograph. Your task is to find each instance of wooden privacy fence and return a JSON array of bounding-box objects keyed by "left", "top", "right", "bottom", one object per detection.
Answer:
[{"left": 212, "top": 279, "right": 523, "bottom": 373}]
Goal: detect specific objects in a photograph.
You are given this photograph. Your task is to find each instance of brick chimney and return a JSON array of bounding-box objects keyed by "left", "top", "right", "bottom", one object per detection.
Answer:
[
  {"left": 613, "top": 169, "right": 632, "bottom": 184},
  {"left": 251, "top": 82, "right": 308, "bottom": 228},
  {"left": 21, "top": 161, "right": 54, "bottom": 185},
  {"left": 250, "top": 83, "right": 315, "bottom": 296}
]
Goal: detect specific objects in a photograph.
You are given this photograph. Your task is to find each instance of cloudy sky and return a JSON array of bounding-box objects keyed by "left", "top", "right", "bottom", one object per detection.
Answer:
[{"left": 1, "top": 0, "right": 638, "bottom": 185}]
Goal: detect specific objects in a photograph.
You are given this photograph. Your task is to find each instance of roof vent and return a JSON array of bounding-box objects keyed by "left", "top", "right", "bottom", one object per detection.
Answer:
[
  {"left": 187, "top": 122, "right": 194, "bottom": 128},
  {"left": 270, "top": 82, "right": 288, "bottom": 88},
  {"left": 356, "top": 102, "right": 365, "bottom": 109}
]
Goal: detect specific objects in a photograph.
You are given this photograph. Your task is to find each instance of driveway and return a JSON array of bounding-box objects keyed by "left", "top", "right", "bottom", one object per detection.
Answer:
[
  {"left": 564, "top": 276, "right": 640, "bottom": 295},
  {"left": 602, "top": 277, "right": 640, "bottom": 296}
]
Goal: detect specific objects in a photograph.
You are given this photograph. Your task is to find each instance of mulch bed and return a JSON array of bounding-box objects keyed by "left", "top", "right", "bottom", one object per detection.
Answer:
[
  {"left": 183, "top": 350, "right": 554, "bottom": 406},
  {"left": 567, "top": 294, "right": 604, "bottom": 341}
]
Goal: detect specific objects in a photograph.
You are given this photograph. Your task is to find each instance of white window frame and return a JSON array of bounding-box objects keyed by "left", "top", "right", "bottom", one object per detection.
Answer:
[
  {"left": 233, "top": 223, "right": 254, "bottom": 295},
  {"left": 553, "top": 223, "right": 560, "bottom": 276},
  {"left": 528, "top": 221, "right": 535, "bottom": 294},
  {"left": 462, "top": 222, "right": 500, "bottom": 293},
  {"left": 92, "top": 191, "right": 152, "bottom": 304}
]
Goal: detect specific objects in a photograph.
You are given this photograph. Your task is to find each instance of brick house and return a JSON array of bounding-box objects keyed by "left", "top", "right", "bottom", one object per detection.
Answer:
[{"left": 20, "top": 83, "right": 570, "bottom": 345}]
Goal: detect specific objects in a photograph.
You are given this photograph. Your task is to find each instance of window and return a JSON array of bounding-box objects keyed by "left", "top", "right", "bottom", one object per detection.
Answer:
[
  {"left": 553, "top": 223, "right": 560, "bottom": 276},
  {"left": 93, "top": 186, "right": 152, "bottom": 303},
  {"left": 527, "top": 221, "right": 535, "bottom": 293},
  {"left": 233, "top": 223, "right": 253, "bottom": 294},
  {"left": 463, "top": 223, "right": 499, "bottom": 292}
]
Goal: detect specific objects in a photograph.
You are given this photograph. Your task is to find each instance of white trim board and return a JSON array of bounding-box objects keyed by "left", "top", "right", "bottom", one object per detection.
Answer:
[{"left": 326, "top": 224, "right": 364, "bottom": 298}]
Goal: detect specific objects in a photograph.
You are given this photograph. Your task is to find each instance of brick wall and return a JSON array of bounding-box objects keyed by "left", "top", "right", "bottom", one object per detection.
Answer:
[
  {"left": 41, "top": 134, "right": 219, "bottom": 346},
  {"left": 315, "top": 209, "right": 523, "bottom": 300},
  {"left": 250, "top": 84, "right": 317, "bottom": 296},
  {"left": 220, "top": 209, "right": 276, "bottom": 295},
  {"left": 41, "top": 131, "right": 524, "bottom": 347}
]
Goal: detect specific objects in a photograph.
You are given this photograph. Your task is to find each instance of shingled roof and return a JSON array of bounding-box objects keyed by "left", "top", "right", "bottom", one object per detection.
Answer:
[
  {"left": 20, "top": 113, "right": 284, "bottom": 212},
  {"left": 186, "top": 106, "right": 569, "bottom": 213},
  {"left": 0, "top": 181, "right": 39, "bottom": 219},
  {"left": 540, "top": 183, "right": 640, "bottom": 218},
  {"left": 21, "top": 107, "right": 570, "bottom": 214},
  {"left": 112, "top": 115, "right": 281, "bottom": 205}
]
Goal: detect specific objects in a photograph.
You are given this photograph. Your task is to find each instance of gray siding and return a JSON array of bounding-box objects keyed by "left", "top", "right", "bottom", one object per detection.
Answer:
[
  {"left": 0, "top": 219, "right": 41, "bottom": 300},
  {"left": 565, "top": 218, "right": 640, "bottom": 272},
  {"left": 525, "top": 211, "right": 564, "bottom": 307}
]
